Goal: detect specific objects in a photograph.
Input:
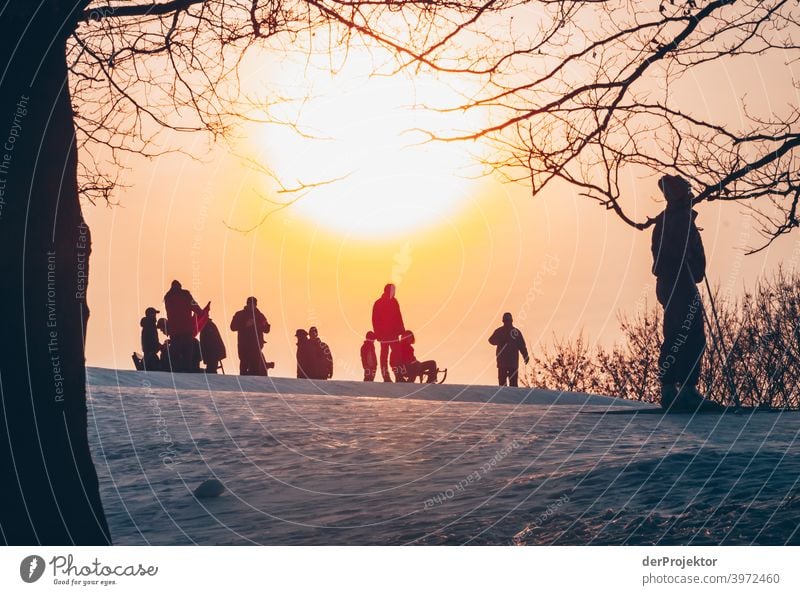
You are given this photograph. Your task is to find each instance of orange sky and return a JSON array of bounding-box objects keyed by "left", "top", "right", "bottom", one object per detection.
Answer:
[{"left": 81, "top": 42, "right": 800, "bottom": 386}]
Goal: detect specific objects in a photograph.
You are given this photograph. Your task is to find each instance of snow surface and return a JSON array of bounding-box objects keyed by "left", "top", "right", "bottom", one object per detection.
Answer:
[{"left": 87, "top": 367, "right": 800, "bottom": 545}]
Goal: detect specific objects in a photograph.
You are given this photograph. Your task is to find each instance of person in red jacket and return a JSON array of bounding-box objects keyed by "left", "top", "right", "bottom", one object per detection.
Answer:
[
  {"left": 163, "top": 280, "right": 204, "bottom": 372},
  {"left": 371, "top": 283, "right": 405, "bottom": 382},
  {"left": 393, "top": 330, "right": 436, "bottom": 383}
]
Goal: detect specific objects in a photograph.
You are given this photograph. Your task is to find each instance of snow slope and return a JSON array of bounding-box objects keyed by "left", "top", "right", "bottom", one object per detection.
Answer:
[{"left": 87, "top": 368, "right": 800, "bottom": 545}]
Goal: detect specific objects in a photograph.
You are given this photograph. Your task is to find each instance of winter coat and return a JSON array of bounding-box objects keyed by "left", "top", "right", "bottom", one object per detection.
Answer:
[
  {"left": 651, "top": 206, "right": 706, "bottom": 286},
  {"left": 489, "top": 325, "right": 529, "bottom": 369},
  {"left": 372, "top": 296, "right": 405, "bottom": 341},
  {"left": 394, "top": 337, "right": 417, "bottom": 367},
  {"left": 230, "top": 306, "right": 270, "bottom": 356},
  {"left": 296, "top": 338, "right": 314, "bottom": 379},
  {"left": 164, "top": 286, "right": 203, "bottom": 337},
  {"left": 360, "top": 341, "right": 377, "bottom": 372},
  {"left": 140, "top": 317, "right": 160, "bottom": 354},
  {"left": 199, "top": 319, "right": 227, "bottom": 363},
  {"left": 306, "top": 337, "right": 333, "bottom": 379}
]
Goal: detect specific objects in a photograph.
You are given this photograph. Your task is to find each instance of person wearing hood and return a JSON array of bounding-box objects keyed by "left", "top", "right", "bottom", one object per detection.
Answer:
[
  {"left": 163, "top": 280, "right": 205, "bottom": 372},
  {"left": 230, "top": 296, "right": 270, "bottom": 375},
  {"left": 140, "top": 307, "right": 162, "bottom": 371},
  {"left": 651, "top": 174, "right": 722, "bottom": 412},
  {"left": 372, "top": 283, "right": 405, "bottom": 382},
  {"left": 199, "top": 316, "right": 227, "bottom": 374}
]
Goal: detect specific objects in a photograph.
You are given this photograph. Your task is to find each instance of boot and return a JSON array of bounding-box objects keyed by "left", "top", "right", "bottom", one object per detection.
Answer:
[
  {"left": 663, "top": 384, "right": 725, "bottom": 413},
  {"left": 660, "top": 383, "right": 680, "bottom": 411}
]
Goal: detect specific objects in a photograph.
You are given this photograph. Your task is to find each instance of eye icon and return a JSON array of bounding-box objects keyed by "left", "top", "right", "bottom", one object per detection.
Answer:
[{"left": 20, "top": 555, "right": 45, "bottom": 583}]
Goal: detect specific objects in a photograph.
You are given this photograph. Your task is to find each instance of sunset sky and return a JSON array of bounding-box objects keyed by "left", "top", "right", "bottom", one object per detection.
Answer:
[{"left": 82, "top": 39, "right": 800, "bottom": 386}]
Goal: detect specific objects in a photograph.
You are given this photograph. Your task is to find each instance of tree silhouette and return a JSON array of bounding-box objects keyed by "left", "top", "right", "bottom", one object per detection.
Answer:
[
  {"left": 425, "top": 0, "right": 799, "bottom": 249},
  {"left": 1, "top": 0, "right": 796, "bottom": 545},
  {"left": 0, "top": 0, "right": 504, "bottom": 545}
]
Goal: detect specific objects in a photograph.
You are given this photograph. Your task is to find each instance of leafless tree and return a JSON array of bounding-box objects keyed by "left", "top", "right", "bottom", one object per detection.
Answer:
[
  {"left": 424, "top": 0, "right": 800, "bottom": 249},
  {"left": 0, "top": 0, "right": 510, "bottom": 545}
]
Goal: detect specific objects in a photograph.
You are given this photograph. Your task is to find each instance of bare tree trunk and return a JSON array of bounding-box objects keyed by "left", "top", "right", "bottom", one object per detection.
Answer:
[{"left": 0, "top": 2, "right": 110, "bottom": 544}]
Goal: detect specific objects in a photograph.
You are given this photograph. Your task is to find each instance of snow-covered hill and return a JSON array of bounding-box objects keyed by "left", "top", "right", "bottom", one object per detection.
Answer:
[{"left": 86, "top": 368, "right": 800, "bottom": 545}]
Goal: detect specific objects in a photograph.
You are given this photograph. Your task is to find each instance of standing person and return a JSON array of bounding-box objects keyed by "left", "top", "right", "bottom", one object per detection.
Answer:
[
  {"left": 295, "top": 329, "right": 313, "bottom": 379},
  {"left": 140, "top": 307, "right": 162, "bottom": 371},
  {"left": 199, "top": 317, "right": 227, "bottom": 373},
  {"left": 230, "top": 296, "right": 270, "bottom": 376},
  {"left": 651, "top": 175, "right": 723, "bottom": 412},
  {"left": 488, "top": 312, "right": 529, "bottom": 387},
  {"left": 372, "top": 283, "right": 405, "bottom": 382},
  {"left": 360, "top": 331, "right": 378, "bottom": 382},
  {"left": 308, "top": 326, "right": 333, "bottom": 380},
  {"left": 163, "top": 280, "right": 204, "bottom": 372}
]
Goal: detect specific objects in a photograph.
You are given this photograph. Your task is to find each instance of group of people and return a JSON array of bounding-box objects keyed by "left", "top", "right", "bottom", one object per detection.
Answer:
[
  {"left": 295, "top": 327, "right": 334, "bottom": 380},
  {"left": 137, "top": 280, "right": 226, "bottom": 374},
  {"left": 135, "top": 175, "right": 715, "bottom": 412},
  {"left": 136, "top": 279, "right": 527, "bottom": 387},
  {"left": 358, "top": 284, "right": 439, "bottom": 383},
  {"left": 136, "top": 282, "right": 273, "bottom": 376}
]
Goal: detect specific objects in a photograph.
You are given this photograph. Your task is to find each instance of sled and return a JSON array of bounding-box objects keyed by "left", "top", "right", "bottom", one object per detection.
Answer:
[{"left": 412, "top": 368, "right": 447, "bottom": 384}]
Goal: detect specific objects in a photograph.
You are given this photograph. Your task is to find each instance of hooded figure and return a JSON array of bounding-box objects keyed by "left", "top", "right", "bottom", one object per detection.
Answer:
[
  {"left": 140, "top": 307, "right": 162, "bottom": 371},
  {"left": 488, "top": 312, "right": 529, "bottom": 387},
  {"left": 230, "top": 297, "right": 270, "bottom": 375},
  {"left": 651, "top": 175, "right": 721, "bottom": 411},
  {"left": 199, "top": 318, "right": 227, "bottom": 373},
  {"left": 163, "top": 280, "right": 204, "bottom": 372},
  {"left": 371, "top": 283, "right": 405, "bottom": 382},
  {"left": 295, "top": 329, "right": 313, "bottom": 379},
  {"left": 360, "top": 331, "right": 378, "bottom": 382}
]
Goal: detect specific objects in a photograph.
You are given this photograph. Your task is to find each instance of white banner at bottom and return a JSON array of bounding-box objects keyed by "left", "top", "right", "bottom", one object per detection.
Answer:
[{"left": 1, "top": 546, "right": 797, "bottom": 594}]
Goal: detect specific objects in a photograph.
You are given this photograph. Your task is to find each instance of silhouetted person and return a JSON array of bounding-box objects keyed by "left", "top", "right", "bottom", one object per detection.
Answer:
[
  {"left": 295, "top": 329, "right": 313, "bottom": 379},
  {"left": 361, "top": 331, "right": 378, "bottom": 382},
  {"left": 164, "top": 280, "right": 205, "bottom": 372},
  {"left": 372, "top": 283, "right": 405, "bottom": 382},
  {"left": 489, "top": 312, "right": 529, "bottom": 387},
  {"left": 652, "top": 175, "right": 722, "bottom": 412},
  {"left": 140, "top": 307, "right": 162, "bottom": 371},
  {"left": 308, "top": 326, "right": 333, "bottom": 379},
  {"left": 230, "top": 296, "right": 270, "bottom": 376},
  {"left": 394, "top": 330, "right": 437, "bottom": 383},
  {"left": 200, "top": 317, "right": 227, "bottom": 373}
]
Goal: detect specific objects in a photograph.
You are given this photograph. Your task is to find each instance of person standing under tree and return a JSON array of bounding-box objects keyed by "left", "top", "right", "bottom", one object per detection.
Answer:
[
  {"left": 489, "top": 312, "right": 529, "bottom": 387},
  {"left": 651, "top": 174, "right": 723, "bottom": 412}
]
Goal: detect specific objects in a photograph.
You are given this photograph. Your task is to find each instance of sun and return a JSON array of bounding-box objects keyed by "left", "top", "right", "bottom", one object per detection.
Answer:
[{"left": 250, "top": 46, "right": 485, "bottom": 238}]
